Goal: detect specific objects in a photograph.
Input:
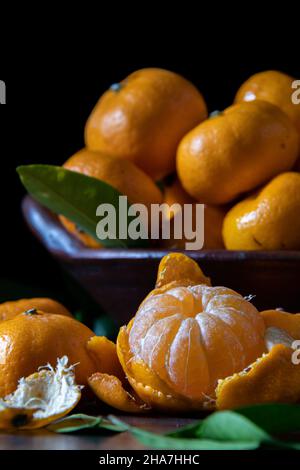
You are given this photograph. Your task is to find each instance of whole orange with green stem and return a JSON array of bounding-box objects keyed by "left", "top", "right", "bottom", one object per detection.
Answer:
[{"left": 85, "top": 68, "right": 207, "bottom": 180}]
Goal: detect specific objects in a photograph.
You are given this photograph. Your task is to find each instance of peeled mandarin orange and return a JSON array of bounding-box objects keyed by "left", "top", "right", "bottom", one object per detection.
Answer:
[
  {"left": 90, "top": 254, "right": 267, "bottom": 412},
  {"left": 85, "top": 68, "right": 207, "bottom": 180},
  {"left": 177, "top": 101, "right": 299, "bottom": 204},
  {"left": 89, "top": 254, "right": 300, "bottom": 412},
  {"left": 120, "top": 284, "right": 266, "bottom": 407}
]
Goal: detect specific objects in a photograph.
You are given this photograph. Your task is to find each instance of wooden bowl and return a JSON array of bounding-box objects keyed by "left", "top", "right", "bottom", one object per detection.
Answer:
[{"left": 22, "top": 195, "right": 300, "bottom": 326}]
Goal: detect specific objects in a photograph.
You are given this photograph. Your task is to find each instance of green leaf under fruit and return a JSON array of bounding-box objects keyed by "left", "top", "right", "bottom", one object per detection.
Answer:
[
  {"left": 47, "top": 404, "right": 300, "bottom": 450},
  {"left": 47, "top": 414, "right": 129, "bottom": 434},
  {"left": 235, "top": 403, "right": 300, "bottom": 435},
  {"left": 47, "top": 414, "right": 102, "bottom": 433},
  {"left": 196, "top": 411, "right": 271, "bottom": 443},
  {"left": 108, "top": 416, "right": 259, "bottom": 450},
  {"left": 17, "top": 164, "right": 149, "bottom": 248}
]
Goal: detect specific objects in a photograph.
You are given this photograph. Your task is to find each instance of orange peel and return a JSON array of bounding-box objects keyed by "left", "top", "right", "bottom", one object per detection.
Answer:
[
  {"left": 216, "top": 343, "right": 300, "bottom": 409},
  {"left": 0, "top": 356, "right": 81, "bottom": 429},
  {"left": 86, "top": 336, "right": 125, "bottom": 380},
  {"left": 155, "top": 252, "right": 211, "bottom": 288},
  {"left": 88, "top": 373, "right": 148, "bottom": 413}
]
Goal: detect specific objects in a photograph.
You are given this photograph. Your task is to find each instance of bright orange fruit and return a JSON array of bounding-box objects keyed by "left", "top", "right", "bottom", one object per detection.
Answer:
[
  {"left": 0, "top": 298, "right": 71, "bottom": 322},
  {"left": 85, "top": 68, "right": 207, "bottom": 180},
  {"left": 177, "top": 101, "right": 299, "bottom": 204}
]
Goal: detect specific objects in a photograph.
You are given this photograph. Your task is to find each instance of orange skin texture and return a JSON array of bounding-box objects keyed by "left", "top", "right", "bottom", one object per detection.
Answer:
[
  {"left": 235, "top": 70, "right": 300, "bottom": 137},
  {"left": 0, "top": 311, "right": 120, "bottom": 397},
  {"left": 0, "top": 298, "right": 71, "bottom": 321},
  {"left": 85, "top": 68, "right": 207, "bottom": 180},
  {"left": 177, "top": 100, "right": 299, "bottom": 204},
  {"left": 162, "top": 179, "right": 225, "bottom": 249},
  {"left": 60, "top": 148, "right": 163, "bottom": 247},
  {"left": 235, "top": 70, "right": 300, "bottom": 172},
  {"left": 222, "top": 172, "right": 300, "bottom": 250},
  {"left": 216, "top": 345, "right": 300, "bottom": 409}
]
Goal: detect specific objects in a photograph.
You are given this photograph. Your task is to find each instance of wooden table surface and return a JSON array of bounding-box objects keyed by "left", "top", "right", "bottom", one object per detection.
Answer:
[{"left": 0, "top": 415, "right": 195, "bottom": 450}]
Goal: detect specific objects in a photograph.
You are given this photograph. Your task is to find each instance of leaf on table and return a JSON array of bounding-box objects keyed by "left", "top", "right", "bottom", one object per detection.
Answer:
[
  {"left": 47, "top": 413, "right": 125, "bottom": 434},
  {"left": 167, "top": 406, "right": 300, "bottom": 450},
  {"left": 108, "top": 416, "right": 259, "bottom": 450},
  {"left": 47, "top": 414, "right": 102, "bottom": 433},
  {"left": 17, "top": 164, "right": 149, "bottom": 248},
  {"left": 47, "top": 410, "right": 300, "bottom": 450},
  {"left": 197, "top": 411, "right": 271, "bottom": 443},
  {"left": 235, "top": 403, "right": 300, "bottom": 435}
]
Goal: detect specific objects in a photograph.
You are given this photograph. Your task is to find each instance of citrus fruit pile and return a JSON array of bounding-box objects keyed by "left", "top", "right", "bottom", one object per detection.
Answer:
[
  {"left": 0, "top": 254, "right": 299, "bottom": 429},
  {"left": 59, "top": 68, "right": 300, "bottom": 251}
]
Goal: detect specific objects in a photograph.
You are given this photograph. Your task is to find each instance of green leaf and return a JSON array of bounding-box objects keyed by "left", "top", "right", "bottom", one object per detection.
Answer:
[
  {"left": 168, "top": 408, "right": 300, "bottom": 450},
  {"left": 47, "top": 414, "right": 102, "bottom": 433},
  {"left": 197, "top": 411, "right": 271, "bottom": 443},
  {"left": 47, "top": 412, "right": 300, "bottom": 450},
  {"left": 108, "top": 416, "right": 259, "bottom": 450},
  {"left": 17, "top": 164, "right": 149, "bottom": 248},
  {"left": 47, "top": 414, "right": 126, "bottom": 434},
  {"left": 235, "top": 403, "right": 300, "bottom": 435}
]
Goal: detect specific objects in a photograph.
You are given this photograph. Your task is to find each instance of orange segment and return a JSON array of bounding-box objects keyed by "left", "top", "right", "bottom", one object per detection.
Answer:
[
  {"left": 196, "top": 313, "right": 245, "bottom": 392},
  {"left": 168, "top": 318, "right": 210, "bottom": 400}
]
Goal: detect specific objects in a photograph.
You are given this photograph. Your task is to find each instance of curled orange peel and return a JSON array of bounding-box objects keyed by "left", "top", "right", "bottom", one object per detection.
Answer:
[
  {"left": 155, "top": 252, "right": 211, "bottom": 288},
  {"left": 88, "top": 373, "right": 149, "bottom": 413},
  {"left": 86, "top": 336, "right": 125, "bottom": 380},
  {"left": 0, "top": 357, "right": 81, "bottom": 430},
  {"left": 216, "top": 344, "right": 300, "bottom": 409}
]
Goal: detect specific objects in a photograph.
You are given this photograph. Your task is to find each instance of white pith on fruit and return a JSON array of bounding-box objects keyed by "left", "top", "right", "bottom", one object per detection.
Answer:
[{"left": 0, "top": 356, "right": 82, "bottom": 428}]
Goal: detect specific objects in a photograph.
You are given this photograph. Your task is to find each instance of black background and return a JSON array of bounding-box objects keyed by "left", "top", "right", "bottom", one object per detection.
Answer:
[{"left": 0, "top": 18, "right": 298, "bottom": 310}]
